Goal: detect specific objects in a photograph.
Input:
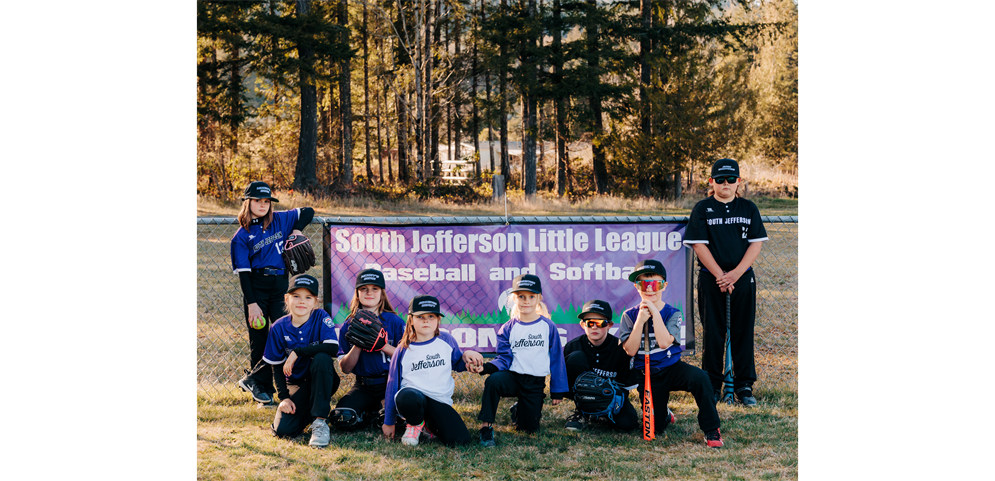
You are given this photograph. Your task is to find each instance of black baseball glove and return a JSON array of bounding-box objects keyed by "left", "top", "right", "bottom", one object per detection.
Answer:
[
  {"left": 573, "top": 371, "right": 624, "bottom": 421},
  {"left": 282, "top": 234, "right": 316, "bottom": 275},
  {"left": 345, "top": 310, "right": 388, "bottom": 352}
]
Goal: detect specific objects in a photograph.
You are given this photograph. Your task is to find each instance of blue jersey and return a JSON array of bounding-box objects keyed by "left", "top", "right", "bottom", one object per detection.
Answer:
[
  {"left": 616, "top": 303, "right": 683, "bottom": 371},
  {"left": 490, "top": 316, "right": 569, "bottom": 396},
  {"left": 383, "top": 331, "right": 468, "bottom": 426},
  {"left": 230, "top": 208, "right": 302, "bottom": 273},
  {"left": 262, "top": 309, "right": 339, "bottom": 384},
  {"left": 337, "top": 311, "right": 406, "bottom": 378}
]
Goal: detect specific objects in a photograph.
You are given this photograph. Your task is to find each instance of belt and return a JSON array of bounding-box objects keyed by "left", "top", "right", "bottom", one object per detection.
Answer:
[
  {"left": 253, "top": 267, "right": 285, "bottom": 276},
  {"left": 356, "top": 375, "right": 388, "bottom": 386}
]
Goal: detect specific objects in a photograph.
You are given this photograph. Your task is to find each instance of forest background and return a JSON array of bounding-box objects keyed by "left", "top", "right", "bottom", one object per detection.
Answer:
[{"left": 196, "top": 0, "right": 797, "bottom": 206}]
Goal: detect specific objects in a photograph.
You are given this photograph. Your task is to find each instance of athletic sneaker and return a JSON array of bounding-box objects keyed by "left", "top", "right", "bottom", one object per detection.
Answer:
[
  {"left": 736, "top": 388, "right": 757, "bottom": 408},
  {"left": 705, "top": 428, "right": 724, "bottom": 448},
  {"left": 402, "top": 422, "right": 424, "bottom": 446},
  {"left": 309, "top": 419, "right": 330, "bottom": 448},
  {"left": 510, "top": 402, "right": 518, "bottom": 426},
  {"left": 238, "top": 377, "right": 273, "bottom": 404},
  {"left": 565, "top": 410, "right": 587, "bottom": 431},
  {"left": 479, "top": 426, "right": 496, "bottom": 447},
  {"left": 666, "top": 408, "right": 676, "bottom": 425}
]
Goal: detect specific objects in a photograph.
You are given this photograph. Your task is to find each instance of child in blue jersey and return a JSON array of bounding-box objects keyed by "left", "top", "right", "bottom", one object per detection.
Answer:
[
  {"left": 475, "top": 274, "right": 569, "bottom": 447},
  {"left": 382, "top": 295, "right": 484, "bottom": 447},
  {"left": 617, "top": 259, "right": 723, "bottom": 448},
  {"left": 331, "top": 268, "right": 406, "bottom": 431},
  {"left": 233, "top": 181, "right": 315, "bottom": 405},
  {"left": 259, "top": 275, "right": 341, "bottom": 448}
]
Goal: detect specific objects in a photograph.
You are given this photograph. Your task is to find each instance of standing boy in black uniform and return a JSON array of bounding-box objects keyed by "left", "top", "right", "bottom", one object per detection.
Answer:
[
  {"left": 562, "top": 300, "right": 648, "bottom": 433},
  {"left": 683, "top": 158, "right": 768, "bottom": 407}
]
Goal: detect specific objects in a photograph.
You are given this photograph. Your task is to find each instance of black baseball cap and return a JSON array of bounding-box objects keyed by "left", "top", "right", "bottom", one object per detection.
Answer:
[
  {"left": 577, "top": 299, "right": 613, "bottom": 322},
  {"left": 355, "top": 268, "right": 386, "bottom": 289},
  {"left": 628, "top": 259, "right": 667, "bottom": 282},
  {"left": 511, "top": 274, "right": 542, "bottom": 294},
  {"left": 287, "top": 274, "right": 319, "bottom": 295},
  {"left": 243, "top": 181, "right": 280, "bottom": 202},
  {"left": 409, "top": 295, "right": 444, "bottom": 317},
  {"left": 710, "top": 158, "right": 739, "bottom": 178}
]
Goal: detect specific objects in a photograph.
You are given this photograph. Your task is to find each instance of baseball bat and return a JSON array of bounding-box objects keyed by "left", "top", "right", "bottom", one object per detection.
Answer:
[
  {"left": 722, "top": 293, "right": 734, "bottom": 404},
  {"left": 642, "top": 319, "right": 655, "bottom": 440}
]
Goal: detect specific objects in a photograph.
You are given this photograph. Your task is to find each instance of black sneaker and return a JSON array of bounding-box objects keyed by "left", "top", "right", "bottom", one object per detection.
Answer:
[
  {"left": 510, "top": 402, "right": 518, "bottom": 426},
  {"left": 736, "top": 388, "right": 757, "bottom": 408},
  {"left": 479, "top": 426, "right": 496, "bottom": 447},
  {"left": 238, "top": 377, "right": 273, "bottom": 404},
  {"left": 565, "top": 410, "right": 587, "bottom": 432}
]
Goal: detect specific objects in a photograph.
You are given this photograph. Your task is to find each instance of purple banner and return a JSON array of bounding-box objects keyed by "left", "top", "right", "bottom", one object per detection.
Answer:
[{"left": 323, "top": 223, "right": 688, "bottom": 353}]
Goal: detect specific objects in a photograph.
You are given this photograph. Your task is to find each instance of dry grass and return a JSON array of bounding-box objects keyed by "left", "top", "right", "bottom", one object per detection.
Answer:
[{"left": 198, "top": 387, "right": 797, "bottom": 480}]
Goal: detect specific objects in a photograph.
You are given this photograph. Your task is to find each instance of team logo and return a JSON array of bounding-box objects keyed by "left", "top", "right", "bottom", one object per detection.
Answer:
[
  {"left": 706, "top": 208, "right": 713, "bottom": 213},
  {"left": 284, "top": 336, "right": 292, "bottom": 342},
  {"left": 718, "top": 165, "right": 735, "bottom": 172},
  {"left": 590, "top": 304, "right": 603, "bottom": 311},
  {"left": 298, "top": 278, "right": 313, "bottom": 285},
  {"left": 248, "top": 234, "right": 256, "bottom": 239},
  {"left": 518, "top": 280, "right": 535, "bottom": 287},
  {"left": 361, "top": 273, "right": 380, "bottom": 281},
  {"left": 259, "top": 186, "right": 271, "bottom": 193},
  {"left": 323, "top": 317, "right": 334, "bottom": 328},
  {"left": 419, "top": 300, "right": 438, "bottom": 308}
]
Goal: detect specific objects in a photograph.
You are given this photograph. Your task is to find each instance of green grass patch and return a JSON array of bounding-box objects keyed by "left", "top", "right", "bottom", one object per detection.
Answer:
[{"left": 198, "top": 388, "right": 797, "bottom": 480}]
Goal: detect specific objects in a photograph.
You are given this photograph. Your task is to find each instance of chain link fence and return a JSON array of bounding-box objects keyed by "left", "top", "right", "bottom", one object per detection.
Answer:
[{"left": 198, "top": 216, "right": 797, "bottom": 399}]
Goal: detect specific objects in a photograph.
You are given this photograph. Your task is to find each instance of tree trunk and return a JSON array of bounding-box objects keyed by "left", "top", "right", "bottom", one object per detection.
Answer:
[
  {"left": 397, "top": 90, "right": 409, "bottom": 184},
  {"left": 340, "top": 0, "right": 354, "bottom": 185},
  {"left": 553, "top": 0, "right": 567, "bottom": 197},
  {"left": 363, "top": 3, "right": 373, "bottom": 182},
  {"left": 587, "top": 0, "right": 608, "bottom": 194},
  {"left": 293, "top": 0, "right": 320, "bottom": 192}
]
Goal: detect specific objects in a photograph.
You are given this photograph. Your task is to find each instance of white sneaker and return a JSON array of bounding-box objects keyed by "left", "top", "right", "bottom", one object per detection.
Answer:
[
  {"left": 401, "top": 422, "right": 424, "bottom": 446},
  {"left": 309, "top": 419, "right": 330, "bottom": 448}
]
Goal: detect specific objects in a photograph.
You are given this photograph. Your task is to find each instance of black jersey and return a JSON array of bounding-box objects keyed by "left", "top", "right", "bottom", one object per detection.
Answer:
[
  {"left": 683, "top": 196, "right": 768, "bottom": 271},
  {"left": 563, "top": 333, "right": 632, "bottom": 383}
]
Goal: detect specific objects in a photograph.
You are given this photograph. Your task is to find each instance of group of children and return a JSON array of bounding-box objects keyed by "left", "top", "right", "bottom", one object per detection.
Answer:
[{"left": 229, "top": 158, "right": 766, "bottom": 450}]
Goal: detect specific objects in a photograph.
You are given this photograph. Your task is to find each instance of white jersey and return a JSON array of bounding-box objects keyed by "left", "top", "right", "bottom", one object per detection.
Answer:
[{"left": 383, "top": 331, "right": 468, "bottom": 426}]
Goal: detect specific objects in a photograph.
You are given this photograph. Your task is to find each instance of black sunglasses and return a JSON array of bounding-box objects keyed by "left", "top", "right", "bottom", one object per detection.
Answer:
[
  {"left": 713, "top": 176, "right": 738, "bottom": 184},
  {"left": 583, "top": 319, "right": 610, "bottom": 328}
]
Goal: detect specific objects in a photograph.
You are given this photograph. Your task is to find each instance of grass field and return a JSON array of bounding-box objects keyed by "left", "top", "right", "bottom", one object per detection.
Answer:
[{"left": 198, "top": 385, "right": 797, "bottom": 481}]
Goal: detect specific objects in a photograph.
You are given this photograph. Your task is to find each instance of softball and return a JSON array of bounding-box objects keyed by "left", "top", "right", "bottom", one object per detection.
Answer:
[{"left": 250, "top": 317, "right": 267, "bottom": 330}]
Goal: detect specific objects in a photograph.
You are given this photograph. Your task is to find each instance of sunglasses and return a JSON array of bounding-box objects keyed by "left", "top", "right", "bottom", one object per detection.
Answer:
[
  {"left": 635, "top": 280, "right": 664, "bottom": 292},
  {"left": 713, "top": 176, "right": 738, "bottom": 184},
  {"left": 583, "top": 318, "right": 610, "bottom": 328}
]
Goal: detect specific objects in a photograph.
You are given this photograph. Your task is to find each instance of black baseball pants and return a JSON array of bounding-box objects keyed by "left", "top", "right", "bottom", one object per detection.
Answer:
[
  {"left": 636, "top": 361, "right": 720, "bottom": 434},
  {"left": 334, "top": 381, "right": 388, "bottom": 430},
  {"left": 477, "top": 370, "right": 547, "bottom": 433},
  {"left": 394, "top": 387, "right": 472, "bottom": 446},
  {"left": 243, "top": 272, "right": 289, "bottom": 395},
  {"left": 271, "top": 353, "right": 341, "bottom": 437},
  {"left": 698, "top": 269, "right": 758, "bottom": 392}
]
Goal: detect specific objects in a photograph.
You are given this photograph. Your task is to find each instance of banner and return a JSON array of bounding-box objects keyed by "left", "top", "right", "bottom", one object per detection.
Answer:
[{"left": 323, "top": 222, "right": 688, "bottom": 353}]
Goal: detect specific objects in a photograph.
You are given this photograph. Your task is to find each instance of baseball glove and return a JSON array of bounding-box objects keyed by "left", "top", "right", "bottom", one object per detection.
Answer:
[
  {"left": 282, "top": 234, "right": 316, "bottom": 275},
  {"left": 345, "top": 310, "right": 388, "bottom": 352},
  {"left": 573, "top": 371, "right": 625, "bottom": 422}
]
